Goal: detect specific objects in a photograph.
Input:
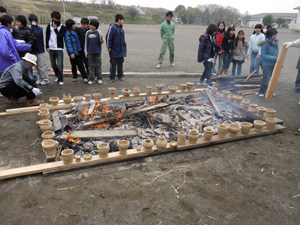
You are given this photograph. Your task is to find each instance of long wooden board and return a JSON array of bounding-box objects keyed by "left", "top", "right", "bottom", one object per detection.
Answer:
[
  {"left": 62, "top": 129, "right": 137, "bottom": 139},
  {"left": 0, "top": 125, "right": 285, "bottom": 180}
]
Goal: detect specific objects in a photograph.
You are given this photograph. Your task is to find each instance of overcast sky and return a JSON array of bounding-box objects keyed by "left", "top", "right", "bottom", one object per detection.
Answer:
[{"left": 114, "top": 0, "right": 299, "bottom": 15}]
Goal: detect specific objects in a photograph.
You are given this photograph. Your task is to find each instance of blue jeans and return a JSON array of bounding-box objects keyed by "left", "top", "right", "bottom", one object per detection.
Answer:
[
  {"left": 259, "top": 67, "right": 274, "bottom": 95},
  {"left": 232, "top": 60, "right": 244, "bottom": 76},
  {"left": 222, "top": 52, "right": 233, "bottom": 69},
  {"left": 110, "top": 57, "right": 124, "bottom": 80},
  {"left": 250, "top": 51, "right": 261, "bottom": 74},
  {"left": 0, "top": 72, "right": 2, "bottom": 78},
  {"left": 212, "top": 54, "right": 223, "bottom": 75},
  {"left": 49, "top": 50, "right": 64, "bottom": 82},
  {"left": 295, "top": 69, "right": 300, "bottom": 92},
  {"left": 200, "top": 61, "right": 213, "bottom": 86}
]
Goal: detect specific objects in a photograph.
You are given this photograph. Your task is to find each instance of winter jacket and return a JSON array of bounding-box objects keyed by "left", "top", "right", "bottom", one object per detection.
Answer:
[
  {"left": 0, "top": 60, "right": 34, "bottom": 92},
  {"left": 233, "top": 39, "right": 248, "bottom": 61},
  {"left": 289, "top": 39, "right": 300, "bottom": 69},
  {"left": 65, "top": 30, "right": 82, "bottom": 56},
  {"left": 30, "top": 24, "right": 45, "bottom": 54},
  {"left": 46, "top": 23, "right": 67, "bottom": 49},
  {"left": 75, "top": 27, "right": 86, "bottom": 53},
  {"left": 261, "top": 38, "right": 279, "bottom": 68},
  {"left": 160, "top": 20, "right": 175, "bottom": 41},
  {"left": 85, "top": 30, "right": 103, "bottom": 55},
  {"left": 12, "top": 26, "right": 33, "bottom": 57},
  {"left": 216, "top": 30, "right": 225, "bottom": 52},
  {"left": 106, "top": 24, "right": 127, "bottom": 58},
  {"left": 198, "top": 33, "right": 221, "bottom": 63},
  {"left": 0, "top": 25, "right": 31, "bottom": 72},
  {"left": 247, "top": 32, "right": 265, "bottom": 55},
  {"left": 221, "top": 35, "right": 235, "bottom": 53}
]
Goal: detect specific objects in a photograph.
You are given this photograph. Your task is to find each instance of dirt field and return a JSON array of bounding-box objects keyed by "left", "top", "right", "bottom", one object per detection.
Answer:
[{"left": 0, "top": 24, "right": 299, "bottom": 225}]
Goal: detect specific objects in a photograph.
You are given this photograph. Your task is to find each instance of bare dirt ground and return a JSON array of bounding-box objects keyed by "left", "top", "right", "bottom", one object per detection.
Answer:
[{"left": 0, "top": 24, "right": 299, "bottom": 225}]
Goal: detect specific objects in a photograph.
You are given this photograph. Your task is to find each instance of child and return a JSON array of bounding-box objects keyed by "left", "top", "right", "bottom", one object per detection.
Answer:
[
  {"left": 84, "top": 19, "right": 103, "bottom": 85},
  {"left": 65, "top": 19, "right": 88, "bottom": 83},
  {"left": 232, "top": 30, "right": 248, "bottom": 76},
  {"left": 28, "top": 14, "right": 49, "bottom": 85},
  {"left": 258, "top": 28, "right": 278, "bottom": 97},
  {"left": 156, "top": 11, "right": 175, "bottom": 69},
  {"left": 212, "top": 21, "right": 225, "bottom": 75},
  {"left": 79, "top": 18, "right": 90, "bottom": 74},
  {"left": 197, "top": 24, "right": 221, "bottom": 88},
  {"left": 247, "top": 24, "right": 265, "bottom": 74},
  {"left": 219, "top": 26, "right": 235, "bottom": 75},
  {"left": 106, "top": 14, "right": 127, "bottom": 82}
]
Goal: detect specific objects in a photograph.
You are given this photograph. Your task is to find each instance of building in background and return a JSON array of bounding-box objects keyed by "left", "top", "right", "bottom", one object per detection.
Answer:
[
  {"left": 239, "top": 13, "right": 297, "bottom": 27},
  {"left": 290, "top": 6, "right": 300, "bottom": 31}
]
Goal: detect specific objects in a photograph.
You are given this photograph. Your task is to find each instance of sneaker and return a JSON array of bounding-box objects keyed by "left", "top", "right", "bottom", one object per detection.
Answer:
[
  {"left": 207, "top": 85, "right": 213, "bottom": 89},
  {"left": 211, "top": 72, "right": 217, "bottom": 76},
  {"left": 299, "top": 102, "right": 300, "bottom": 105},
  {"left": 36, "top": 80, "right": 41, "bottom": 85},
  {"left": 73, "top": 78, "right": 77, "bottom": 82},
  {"left": 44, "top": 79, "right": 49, "bottom": 84},
  {"left": 258, "top": 94, "right": 264, "bottom": 98},
  {"left": 59, "top": 82, "right": 64, "bottom": 86},
  {"left": 198, "top": 82, "right": 204, "bottom": 85},
  {"left": 156, "top": 64, "right": 162, "bottom": 69},
  {"left": 170, "top": 63, "right": 175, "bottom": 67},
  {"left": 88, "top": 81, "right": 95, "bottom": 85},
  {"left": 40, "top": 80, "right": 47, "bottom": 85},
  {"left": 118, "top": 77, "right": 123, "bottom": 81},
  {"left": 83, "top": 78, "right": 88, "bottom": 83},
  {"left": 273, "top": 93, "right": 276, "bottom": 97},
  {"left": 98, "top": 79, "right": 103, "bottom": 84},
  {"left": 109, "top": 78, "right": 115, "bottom": 82},
  {"left": 55, "top": 78, "right": 58, "bottom": 82}
]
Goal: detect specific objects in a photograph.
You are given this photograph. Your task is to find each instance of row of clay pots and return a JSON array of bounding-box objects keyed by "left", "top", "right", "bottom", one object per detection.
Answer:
[{"left": 41, "top": 139, "right": 59, "bottom": 157}]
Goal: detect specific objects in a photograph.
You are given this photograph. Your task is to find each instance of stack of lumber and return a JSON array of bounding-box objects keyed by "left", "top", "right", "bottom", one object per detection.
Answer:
[{"left": 211, "top": 73, "right": 263, "bottom": 95}]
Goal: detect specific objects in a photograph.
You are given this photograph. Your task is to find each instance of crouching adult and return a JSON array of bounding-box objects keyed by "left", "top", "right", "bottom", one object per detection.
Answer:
[{"left": 0, "top": 53, "right": 44, "bottom": 106}]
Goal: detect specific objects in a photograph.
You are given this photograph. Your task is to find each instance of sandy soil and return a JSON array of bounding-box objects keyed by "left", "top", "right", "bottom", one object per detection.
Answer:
[{"left": 0, "top": 25, "right": 299, "bottom": 225}]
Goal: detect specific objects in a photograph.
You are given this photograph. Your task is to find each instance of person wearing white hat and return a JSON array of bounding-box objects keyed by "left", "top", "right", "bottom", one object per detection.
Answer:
[{"left": 0, "top": 53, "right": 44, "bottom": 106}]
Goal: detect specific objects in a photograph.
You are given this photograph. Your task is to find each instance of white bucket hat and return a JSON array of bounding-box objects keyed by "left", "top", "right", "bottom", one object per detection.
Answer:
[{"left": 22, "top": 53, "right": 37, "bottom": 65}]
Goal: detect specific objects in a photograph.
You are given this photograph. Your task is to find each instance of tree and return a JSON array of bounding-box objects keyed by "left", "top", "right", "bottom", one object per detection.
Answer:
[
  {"left": 101, "top": 0, "right": 106, "bottom": 4},
  {"left": 108, "top": 0, "right": 115, "bottom": 5},
  {"left": 127, "top": 7, "right": 139, "bottom": 20},
  {"left": 175, "top": 5, "right": 185, "bottom": 14},
  {"left": 263, "top": 15, "right": 273, "bottom": 25},
  {"left": 276, "top": 18, "right": 285, "bottom": 27},
  {"left": 242, "top": 11, "right": 251, "bottom": 27},
  {"left": 90, "top": 0, "right": 98, "bottom": 5},
  {"left": 177, "top": 7, "right": 187, "bottom": 24}
]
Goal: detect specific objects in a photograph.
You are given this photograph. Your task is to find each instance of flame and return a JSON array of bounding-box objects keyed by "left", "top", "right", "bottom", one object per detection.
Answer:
[
  {"left": 194, "top": 100, "right": 200, "bottom": 104},
  {"left": 66, "top": 130, "right": 81, "bottom": 144}
]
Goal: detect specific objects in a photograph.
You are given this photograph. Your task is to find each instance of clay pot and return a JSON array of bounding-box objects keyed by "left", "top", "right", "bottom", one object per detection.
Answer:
[
  {"left": 73, "top": 96, "right": 84, "bottom": 103},
  {"left": 97, "top": 142, "right": 110, "bottom": 158},
  {"left": 108, "top": 87, "right": 116, "bottom": 100},
  {"left": 241, "top": 99, "right": 250, "bottom": 110},
  {"left": 84, "top": 94, "right": 91, "bottom": 102},
  {"left": 188, "top": 129, "right": 199, "bottom": 144},
  {"left": 212, "top": 87, "right": 218, "bottom": 95},
  {"left": 38, "top": 108, "right": 50, "bottom": 120},
  {"left": 257, "top": 107, "right": 266, "bottom": 117},
  {"left": 240, "top": 122, "right": 252, "bottom": 135},
  {"left": 168, "top": 86, "right": 178, "bottom": 94},
  {"left": 136, "top": 146, "right": 141, "bottom": 151},
  {"left": 203, "top": 126, "right": 214, "bottom": 141},
  {"left": 218, "top": 124, "right": 228, "bottom": 138},
  {"left": 177, "top": 132, "right": 186, "bottom": 146},
  {"left": 62, "top": 93, "right": 72, "bottom": 104},
  {"left": 222, "top": 90, "right": 230, "bottom": 99},
  {"left": 36, "top": 119, "right": 52, "bottom": 133},
  {"left": 227, "top": 94, "right": 234, "bottom": 103},
  {"left": 133, "top": 87, "right": 140, "bottom": 97},
  {"left": 186, "top": 82, "right": 194, "bottom": 91},
  {"left": 266, "top": 118, "right": 277, "bottom": 130},
  {"left": 41, "top": 131, "right": 55, "bottom": 140},
  {"left": 142, "top": 139, "right": 154, "bottom": 152},
  {"left": 146, "top": 86, "right": 152, "bottom": 96},
  {"left": 76, "top": 155, "right": 81, "bottom": 162},
  {"left": 254, "top": 120, "right": 266, "bottom": 132},
  {"left": 84, "top": 154, "right": 92, "bottom": 160},
  {"left": 249, "top": 104, "right": 258, "bottom": 113},
  {"left": 180, "top": 83, "right": 187, "bottom": 92},
  {"left": 155, "top": 84, "right": 165, "bottom": 94},
  {"left": 228, "top": 124, "right": 241, "bottom": 136},
  {"left": 156, "top": 135, "right": 168, "bottom": 149},
  {"left": 93, "top": 93, "right": 102, "bottom": 101},
  {"left": 170, "top": 141, "right": 177, "bottom": 148},
  {"left": 117, "top": 140, "right": 130, "bottom": 155},
  {"left": 39, "top": 103, "right": 49, "bottom": 109},
  {"left": 234, "top": 95, "right": 243, "bottom": 105},
  {"left": 42, "top": 139, "right": 58, "bottom": 156},
  {"left": 122, "top": 88, "right": 131, "bottom": 97},
  {"left": 49, "top": 97, "right": 59, "bottom": 106},
  {"left": 61, "top": 149, "right": 74, "bottom": 164},
  {"left": 265, "top": 108, "right": 276, "bottom": 118}
]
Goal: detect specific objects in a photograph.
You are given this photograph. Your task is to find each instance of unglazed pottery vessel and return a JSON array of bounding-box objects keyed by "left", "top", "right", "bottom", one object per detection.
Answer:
[
  {"left": 42, "top": 139, "right": 58, "bottom": 156},
  {"left": 186, "top": 82, "right": 194, "bottom": 91},
  {"left": 240, "top": 122, "right": 252, "bottom": 135},
  {"left": 142, "top": 139, "right": 154, "bottom": 152},
  {"left": 254, "top": 120, "right": 266, "bottom": 132},
  {"left": 133, "top": 87, "right": 140, "bottom": 97},
  {"left": 234, "top": 95, "right": 243, "bottom": 105},
  {"left": 222, "top": 90, "right": 230, "bottom": 99},
  {"left": 203, "top": 126, "right": 214, "bottom": 141},
  {"left": 41, "top": 131, "right": 55, "bottom": 140},
  {"left": 62, "top": 93, "right": 72, "bottom": 104},
  {"left": 180, "top": 83, "right": 187, "bottom": 92},
  {"left": 61, "top": 149, "right": 74, "bottom": 164},
  {"left": 156, "top": 135, "right": 168, "bottom": 149},
  {"left": 84, "top": 154, "right": 92, "bottom": 160},
  {"left": 249, "top": 104, "right": 258, "bottom": 113},
  {"left": 93, "top": 93, "right": 102, "bottom": 101},
  {"left": 177, "top": 131, "right": 186, "bottom": 146},
  {"left": 155, "top": 84, "right": 164, "bottom": 94},
  {"left": 117, "top": 140, "right": 130, "bottom": 155},
  {"left": 84, "top": 94, "right": 91, "bottom": 102},
  {"left": 265, "top": 108, "right": 276, "bottom": 118},
  {"left": 218, "top": 124, "right": 228, "bottom": 138},
  {"left": 228, "top": 124, "right": 241, "bottom": 136},
  {"left": 241, "top": 99, "right": 250, "bottom": 110},
  {"left": 108, "top": 87, "right": 116, "bottom": 100},
  {"left": 97, "top": 142, "right": 110, "bottom": 158},
  {"left": 49, "top": 97, "right": 59, "bottom": 106},
  {"left": 168, "top": 86, "right": 178, "bottom": 94},
  {"left": 227, "top": 94, "right": 234, "bottom": 103},
  {"left": 188, "top": 129, "right": 199, "bottom": 144},
  {"left": 122, "top": 88, "right": 131, "bottom": 97},
  {"left": 257, "top": 107, "right": 267, "bottom": 117},
  {"left": 38, "top": 108, "right": 50, "bottom": 120},
  {"left": 37, "top": 119, "right": 52, "bottom": 133},
  {"left": 73, "top": 96, "right": 84, "bottom": 103},
  {"left": 266, "top": 118, "right": 277, "bottom": 130},
  {"left": 145, "top": 86, "right": 152, "bottom": 96}
]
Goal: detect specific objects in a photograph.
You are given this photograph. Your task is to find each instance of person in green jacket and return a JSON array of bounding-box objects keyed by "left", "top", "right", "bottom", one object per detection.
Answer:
[{"left": 157, "top": 11, "right": 175, "bottom": 69}]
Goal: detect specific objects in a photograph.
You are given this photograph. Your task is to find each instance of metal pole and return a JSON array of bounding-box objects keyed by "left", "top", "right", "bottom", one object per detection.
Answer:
[{"left": 63, "top": 0, "right": 66, "bottom": 23}]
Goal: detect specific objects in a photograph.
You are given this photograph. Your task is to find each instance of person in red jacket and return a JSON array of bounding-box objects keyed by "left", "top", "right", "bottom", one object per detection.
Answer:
[{"left": 211, "top": 21, "right": 225, "bottom": 75}]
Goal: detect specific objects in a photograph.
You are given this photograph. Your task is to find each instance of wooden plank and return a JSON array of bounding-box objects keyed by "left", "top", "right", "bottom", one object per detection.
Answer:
[
  {"left": 234, "top": 84, "right": 260, "bottom": 88},
  {"left": 265, "top": 45, "right": 288, "bottom": 99},
  {"left": 64, "top": 129, "right": 137, "bottom": 139},
  {"left": 205, "top": 89, "right": 224, "bottom": 118},
  {"left": 244, "top": 70, "right": 257, "bottom": 82},
  {"left": 87, "top": 102, "right": 96, "bottom": 115},
  {"left": 52, "top": 111, "right": 62, "bottom": 131}
]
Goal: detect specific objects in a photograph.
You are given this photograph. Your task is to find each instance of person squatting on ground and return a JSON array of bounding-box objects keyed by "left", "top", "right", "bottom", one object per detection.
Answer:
[
  {"left": 232, "top": 30, "right": 248, "bottom": 76},
  {"left": 79, "top": 18, "right": 90, "bottom": 75},
  {"left": 65, "top": 19, "right": 88, "bottom": 83},
  {"left": 28, "top": 14, "right": 49, "bottom": 85},
  {"left": 197, "top": 24, "right": 221, "bottom": 88},
  {"left": 0, "top": 53, "right": 44, "bottom": 106},
  {"left": 156, "top": 11, "right": 175, "bottom": 69},
  {"left": 212, "top": 21, "right": 225, "bottom": 75},
  {"left": 219, "top": 26, "right": 235, "bottom": 76},
  {"left": 258, "top": 28, "right": 279, "bottom": 97},
  {"left": 85, "top": 19, "right": 104, "bottom": 85},
  {"left": 106, "top": 14, "right": 127, "bottom": 82},
  {"left": 283, "top": 39, "right": 300, "bottom": 93},
  {"left": 46, "top": 11, "right": 66, "bottom": 86},
  {"left": 247, "top": 24, "right": 265, "bottom": 74},
  {"left": 0, "top": 15, "right": 31, "bottom": 78}
]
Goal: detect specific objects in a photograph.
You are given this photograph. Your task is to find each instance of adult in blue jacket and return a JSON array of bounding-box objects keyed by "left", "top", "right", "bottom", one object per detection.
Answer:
[
  {"left": 0, "top": 15, "right": 31, "bottom": 77},
  {"left": 258, "top": 28, "right": 279, "bottom": 97},
  {"left": 106, "top": 14, "right": 127, "bottom": 82}
]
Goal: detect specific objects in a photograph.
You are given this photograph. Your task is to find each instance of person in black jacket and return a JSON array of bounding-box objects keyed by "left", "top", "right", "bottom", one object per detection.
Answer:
[
  {"left": 79, "top": 18, "right": 90, "bottom": 75},
  {"left": 45, "top": 11, "right": 66, "bottom": 85},
  {"left": 219, "top": 26, "right": 235, "bottom": 76}
]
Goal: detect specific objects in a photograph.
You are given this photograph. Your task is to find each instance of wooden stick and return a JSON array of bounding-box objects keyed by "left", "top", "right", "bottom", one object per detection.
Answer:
[
  {"left": 244, "top": 70, "right": 257, "bottom": 82},
  {"left": 59, "top": 129, "right": 137, "bottom": 139},
  {"left": 205, "top": 90, "right": 224, "bottom": 117},
  {"left": 265, "top": 45, "right": 288, "bottom": 99}
]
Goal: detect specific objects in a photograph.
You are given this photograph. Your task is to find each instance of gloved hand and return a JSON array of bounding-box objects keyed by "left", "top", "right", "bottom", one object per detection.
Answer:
[
  {"left": 283, "top": 42, "right": 293, "bottom": 49},
  {"left": 32, "top": 88, "right": 43, "bottom": 97}
]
